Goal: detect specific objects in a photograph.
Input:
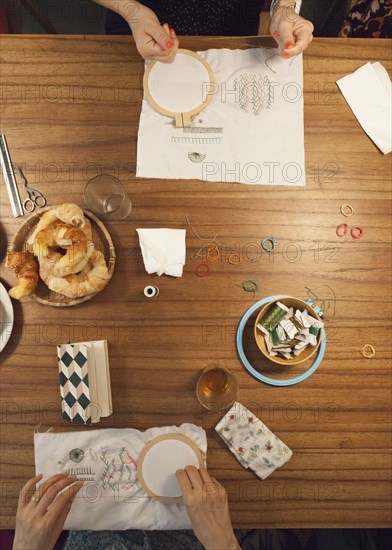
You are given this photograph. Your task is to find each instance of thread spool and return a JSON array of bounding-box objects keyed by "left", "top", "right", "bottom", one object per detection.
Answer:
[{"left": 144, "top": 285, "right": 159, "bottom": 298}]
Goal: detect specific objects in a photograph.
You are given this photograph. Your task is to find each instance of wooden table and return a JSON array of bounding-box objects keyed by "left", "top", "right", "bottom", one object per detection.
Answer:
[{"left": 0, "top": 35, "right": 391, "bottom": 529}]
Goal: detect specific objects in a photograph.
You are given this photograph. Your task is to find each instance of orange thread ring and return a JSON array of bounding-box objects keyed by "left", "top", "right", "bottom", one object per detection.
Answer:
[
  {"left": 228, "top": 253, "right": 242, "bottom": 265},
  {"left": 351, "top": 225, "right": 364, "bottom": 240},
  {"left": 194, "top": 263, "right": 210, "bottom": 277},
  {"left": 207, "top": 246, "right": 220, "bottom": 261},
  {"left": 336, "top": 223, "right": 348, "bottom": 237}
]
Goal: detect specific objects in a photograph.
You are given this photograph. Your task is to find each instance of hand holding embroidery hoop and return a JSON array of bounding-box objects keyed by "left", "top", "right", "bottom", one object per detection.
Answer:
[{"left": 143, "top": 49, "right": 215, "bottom": 128}]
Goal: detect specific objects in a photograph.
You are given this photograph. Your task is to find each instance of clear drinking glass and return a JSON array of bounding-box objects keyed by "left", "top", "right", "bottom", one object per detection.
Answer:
[
  {"left": 84, "top": 174, "right": 132, "bottom": 220},
  {"left": 196, "top": 366, "right": 238, "bottom": 411}
]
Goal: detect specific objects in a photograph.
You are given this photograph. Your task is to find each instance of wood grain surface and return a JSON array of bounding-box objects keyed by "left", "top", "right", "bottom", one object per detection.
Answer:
[{"left": 0, "top": 35, "right": 391, "bottom": 529}]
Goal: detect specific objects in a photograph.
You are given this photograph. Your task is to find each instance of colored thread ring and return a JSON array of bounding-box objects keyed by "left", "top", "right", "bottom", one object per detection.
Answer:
[
  {"left": 261, "top": 237, "right": 275, "bottom": 252},
  {"left": 194, "top": 263, "right": 210, "bottom": 277},
  {"left": 336, "top": 223, "right": 348, "bottom": 237},
  {"left": 340, "top": 204, "right": 354, "bottom": 217},
  {"left": 236, "top": 295, "right": 326, "bottom": 387},
  {"left": 351, "top": 226, "right": 364, "bottom": 240},
  {"left": 242, "top": 279, "right": 258, "bottom": 293},
  {"left": 207, "top": 246, "right": 220, "bottom": 261},
  {"left": 361, "top": 344, "right": 375, "bottom": 358},
  {"left": 228, "top": 253, "right": 242, "bottom": 265}
]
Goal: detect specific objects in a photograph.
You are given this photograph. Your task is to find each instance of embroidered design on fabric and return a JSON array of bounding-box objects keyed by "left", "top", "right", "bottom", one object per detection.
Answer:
[
  {"left": 98, "top": 446, "right": 138, "bottom": 491},
  {"left": 62, "top": 466, "right": 96, "bottom": 482},
  {"left": 183, "top": 127, "right": 223, "bottom": 134},
  {"left": 232, "top": 73, "right": 273, "bottom": 115},
  {"left": 171, "top": 136, "right": 222, "bottom": 144},
  {"left": 69, "top": 448, "right": 84, "bottom": 463},
  {"left": 188, "top": 152, "right": 206, "bottom": 163}
]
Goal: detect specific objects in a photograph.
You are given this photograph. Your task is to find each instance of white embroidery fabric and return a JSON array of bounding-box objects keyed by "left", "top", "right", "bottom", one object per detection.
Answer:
[
  {"left": 137, "top": 48, "right": 305, "bottom": 186},
  {"left": 215, "top": 402, "right": 293, "bottom": 479},
  {"left": 34, "top": 424, "right": 206, "bottom": 530}
]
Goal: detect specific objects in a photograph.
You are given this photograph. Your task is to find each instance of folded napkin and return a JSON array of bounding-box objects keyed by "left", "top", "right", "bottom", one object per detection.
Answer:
[
  {"left": 136, "top": 228, "right": 186, "bottom": 277},
  {"left": 215, "top": 402, "right": 292, "bottom": 479},
  {"left": 336, "top": 62, "right": 392, "bottom": 155},
  {"left": 34, "top": 423, "right": 206, "bottom": 530}
]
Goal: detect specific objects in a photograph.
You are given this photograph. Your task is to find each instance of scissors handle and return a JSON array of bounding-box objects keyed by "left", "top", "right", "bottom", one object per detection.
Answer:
[{"left": 23, "top": 197, "right": 36, "bottom": 212}]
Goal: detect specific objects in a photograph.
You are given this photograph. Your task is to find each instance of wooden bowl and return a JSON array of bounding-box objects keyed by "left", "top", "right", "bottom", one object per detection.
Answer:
[
  {"left": 254, "top": 297, "right": 322, "bottom": 366},
  {"left": 7, "top": 206, "right": 116, "bottom": 307}
]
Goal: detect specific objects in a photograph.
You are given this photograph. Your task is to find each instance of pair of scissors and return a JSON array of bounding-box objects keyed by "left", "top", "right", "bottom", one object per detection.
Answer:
[{"left": 17, "top": 166, "right": 47, "bottom": 212}]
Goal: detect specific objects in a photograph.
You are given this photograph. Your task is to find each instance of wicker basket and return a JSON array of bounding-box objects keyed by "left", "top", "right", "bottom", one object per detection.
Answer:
[{"left": 7, "top": 206, "right": 116, "bottom": 307}]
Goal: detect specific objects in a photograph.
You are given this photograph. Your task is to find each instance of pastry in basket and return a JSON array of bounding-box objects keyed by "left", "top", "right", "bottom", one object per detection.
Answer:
[
  {"left": 39, "top": 250, "right": 109, "bottom": 298},
  {"left": 5, "top": 251, "right": 39, "bottom": 299},
  {"left": 33, "top": 223, "right": 94, "bottom": 277},
  {"left": 27, "top": 203, "right": 85, "bottom": 246}
]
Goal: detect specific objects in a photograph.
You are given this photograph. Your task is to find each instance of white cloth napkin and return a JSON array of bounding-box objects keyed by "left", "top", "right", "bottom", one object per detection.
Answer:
[
  {"left": 215, "top": 402, "right": 292, "bottom": 479},
  {"left": 336, "top": 62, "right": 392, "bottom": 155},
  {"left": 34, "top": 423, "right": 206, "bottom": 530},
  {"left": 136, "top": 228, "right": 186, "bottom": 277},
  {"left": 137, "top": 48, "right": 305, "bottom": 186}
]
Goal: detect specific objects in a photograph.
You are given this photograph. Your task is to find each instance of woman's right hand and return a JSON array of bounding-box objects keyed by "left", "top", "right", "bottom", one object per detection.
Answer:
[
  {"left": 176, "top": 466, "right": 240, "bottom": 550},
  {"left": 128, "top": 3, "right": 179, "bottom": 62}
]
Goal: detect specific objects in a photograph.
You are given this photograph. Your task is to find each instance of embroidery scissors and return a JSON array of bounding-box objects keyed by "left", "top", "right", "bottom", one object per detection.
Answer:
[{"left": 17, "top": 166, "right": 47, "bottom": 212}]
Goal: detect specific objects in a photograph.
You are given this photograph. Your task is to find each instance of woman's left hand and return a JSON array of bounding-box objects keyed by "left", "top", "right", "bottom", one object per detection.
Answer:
[
  {"left": 13, "top": 473, "right": 83, "bottom": 550},
  {"left": 270, "top": 1, "right": 314, "bottom": 58}
]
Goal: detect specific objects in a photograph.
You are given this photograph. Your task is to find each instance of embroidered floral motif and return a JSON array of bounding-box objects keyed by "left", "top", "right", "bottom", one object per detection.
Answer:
[
  {"left": 265, "top": 441, "right": 273, "bottom": 452},
  {"left": 248, "top": 417, "right": 254, "bottom": 423}
]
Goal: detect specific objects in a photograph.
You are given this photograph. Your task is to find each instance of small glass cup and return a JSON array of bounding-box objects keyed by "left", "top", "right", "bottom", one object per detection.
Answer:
[
  {"left": 196, "top": 366, "right": 238, "bottom": 412},
  {"left": 84, "top": 174, "right": 132, "bottom": 220}
]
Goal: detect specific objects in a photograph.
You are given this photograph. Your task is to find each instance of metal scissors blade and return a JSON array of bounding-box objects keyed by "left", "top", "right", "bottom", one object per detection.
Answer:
[{"left": 17, "top": 166, "right": 47, "bottom": 212}]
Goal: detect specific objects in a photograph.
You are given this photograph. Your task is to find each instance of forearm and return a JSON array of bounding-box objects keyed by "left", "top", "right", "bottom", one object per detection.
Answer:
[{"left": 91, "top": 0, "right": 141, "bottom": 25}]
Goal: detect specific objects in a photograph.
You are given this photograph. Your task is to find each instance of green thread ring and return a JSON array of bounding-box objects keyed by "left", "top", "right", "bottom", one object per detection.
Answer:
[
  {"left": 261, "top": 236, "right": 275, "bottom": 252},
  {"left": 242, "top": 279, "right": 258, "bottom": 294}
]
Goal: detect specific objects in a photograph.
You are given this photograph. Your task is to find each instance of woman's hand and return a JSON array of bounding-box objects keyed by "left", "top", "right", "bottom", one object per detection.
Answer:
[
  {"left": 128, "top": 3, "right": 179, "bottom": 62},
  {"left": 270, "top": 1, "right": 314, "bottom": 58},
  {"left": 176, "top": 466, "right": 240, "bottom": 550},
  {"left": 13, "top": 473, "right": 83, "bottom": 550}
]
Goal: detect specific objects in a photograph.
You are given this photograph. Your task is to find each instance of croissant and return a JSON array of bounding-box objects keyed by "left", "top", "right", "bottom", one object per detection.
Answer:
[
  {"left": 6, "top": 251, "right": 39, "bottom": 299},
  {"left": 47, "top": 251, "right": 109, "bottom": 298},
  {"left": 33, "top": 223, "right": 91, "bottom": 277},
  {"left": 28, "top": 203, "right": 85, "bottom": 245}
]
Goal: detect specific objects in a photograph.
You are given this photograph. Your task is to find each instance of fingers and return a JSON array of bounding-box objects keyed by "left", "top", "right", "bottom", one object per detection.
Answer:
[
  {"left": 198, "top": 467, "right": 212, "bottom": 484},
  {"left": 176, "top": 467, "right": 193, "bottom": 495},
  {"left": 143, "top": 21, "right": 179, "bottom": 63},
  {"left": 46, "top": 481, "right": 83, "bottom": 523},
  {"left": 19, "top": 473, "right": 43, "bottom": 507},
  {"left": 275, "top": 26, "right": 295, "bottom": 55},
  {"left": 34, "top": 475, "right": 78, "bottom": 514}
]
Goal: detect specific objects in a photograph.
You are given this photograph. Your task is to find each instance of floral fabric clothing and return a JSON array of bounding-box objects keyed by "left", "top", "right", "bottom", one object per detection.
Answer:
[
  {"left": 215, "top": 402, "right": 293, "bottom": 480},
  {"left": 339, "top": 0, "right": 392, "bottom": 38}
]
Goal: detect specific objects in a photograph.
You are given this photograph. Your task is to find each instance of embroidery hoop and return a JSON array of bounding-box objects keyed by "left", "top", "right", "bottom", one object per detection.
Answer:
[
  {"left": 137, "top": 434, "right": 204, "bottom": 503},
  {"left": 236, "top": 295, "right": 327, "bottom": 387},
  {"left": 143, "top": 49, "right": 215, "bottom": 128}
]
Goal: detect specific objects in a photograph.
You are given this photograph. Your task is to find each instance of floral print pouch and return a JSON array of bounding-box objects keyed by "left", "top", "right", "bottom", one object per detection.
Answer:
[{"left": 215, "top": 402, "right": 293, "bottom": 480}]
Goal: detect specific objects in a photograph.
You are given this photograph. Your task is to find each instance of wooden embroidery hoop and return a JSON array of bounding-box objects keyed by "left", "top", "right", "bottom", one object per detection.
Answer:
[
  {"left": 143, "top": 49, "right": 215, "bottom": 128},
  {"left": 137, "top": 433, "right": 204, "bottom": 503}
]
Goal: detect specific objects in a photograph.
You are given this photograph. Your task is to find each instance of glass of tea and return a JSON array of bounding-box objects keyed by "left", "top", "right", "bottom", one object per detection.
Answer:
[{"left": 196, "top": 366, "right": 238, "bottom": 411}]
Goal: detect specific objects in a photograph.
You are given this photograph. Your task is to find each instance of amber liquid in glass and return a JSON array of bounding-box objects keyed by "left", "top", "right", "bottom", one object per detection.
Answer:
[{"left": 196, "top": 368, "right": 237, "bottom": 411}]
